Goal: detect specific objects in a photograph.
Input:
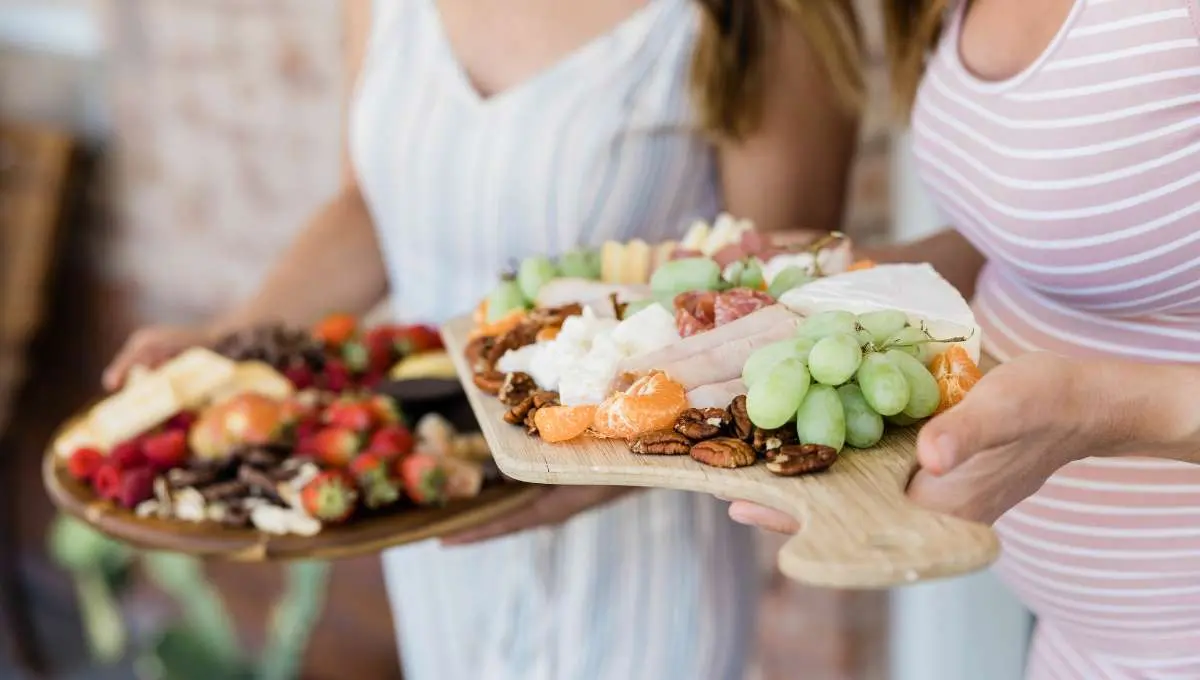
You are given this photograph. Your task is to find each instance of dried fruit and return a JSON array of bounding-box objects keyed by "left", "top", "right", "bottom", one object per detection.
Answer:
[
  {"left": 67, "top": 447, "right": 105, "bottom": 482},
  {"left": 398, "top": 454, "right": 448, "bottom": 506},
  {"left": 110, "top": 439, "right": 146, "bottom": 470},
  {"left": 142, "top": 430, "right": 190, "bottom": 471},
  {"left": 765, "top": 444, "right": 838, "bottom": 477},
  {"left": 689, "top": 437, "right": 756, "bottom": 469},
  {"left": 674, "top": 408, "right": 728, "bottom": 440},
  {"left": 300, "top": 470, "right": 358, "bottom": 522},
  {"left": 473, "top": 370, "right": 506, "bottom": 395},
  {"left": 322, "top": 358, "right": 352, "bottom": 393},
  {"left": 727, "top": 395, "right": 753, "bottom": 441},
  {"left": 630, "top": 430, "right": 692, "bottom": 455},
  {"left": 498, "top": 372, "right": 537, "bottom": 407}
]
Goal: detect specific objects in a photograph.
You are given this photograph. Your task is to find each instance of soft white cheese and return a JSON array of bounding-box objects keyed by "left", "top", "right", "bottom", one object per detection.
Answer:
[{"left": 778, "top": 263, "right": 982, "bottom": 362}]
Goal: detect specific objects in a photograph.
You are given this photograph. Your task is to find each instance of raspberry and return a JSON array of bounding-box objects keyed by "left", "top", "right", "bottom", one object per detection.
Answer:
[
  {"left": 116, "top": 466, "right": 157, "bottom": 509},
  {"left": 142, "top": 430, "right": 189, "bottom": 471},
  {"left": 92, "top": 462, "right": 122, "bottom": 500},
  {"left": 110, "top": 439, "right": 146, "bottom": 470},
  {"left": 323, "top": 358, "right": 351, "bottom": 393},
  {"left": 165, "top": 411, "right": 198, "bottom": 432},
  {"left": 284, "top": 364, "right": 315, "bottom": 390},
  {"left": 67, "top": 447, "right": 105, "bottom": 482}
]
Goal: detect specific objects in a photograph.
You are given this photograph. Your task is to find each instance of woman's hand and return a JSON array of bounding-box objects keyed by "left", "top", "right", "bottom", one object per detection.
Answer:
[
  {"left": 103, "top": 325, "right": 215, "bottom": 391},
  {"left": 441, "top": 485, "right": 634, "bottom": 545}
]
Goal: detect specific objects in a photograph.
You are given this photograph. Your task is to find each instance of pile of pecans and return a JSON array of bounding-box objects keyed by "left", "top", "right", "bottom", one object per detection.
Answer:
[
  {"left": 499, "top": 373, "right": 560, "bottom": 437},
  {"left": 631, "top": 395, "right": 839, "bottom": 477}
]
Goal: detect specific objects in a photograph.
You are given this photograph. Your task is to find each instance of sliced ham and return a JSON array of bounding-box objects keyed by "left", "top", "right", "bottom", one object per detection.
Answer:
[
  {"left": 687, "top": 378, "right": 746, "bottom": 409},
  {"left": 618, "top": 304, "right": 801, "bottom": 390},
  {"left": 535, "top": 278, "right": 649, "bottom": 310}
]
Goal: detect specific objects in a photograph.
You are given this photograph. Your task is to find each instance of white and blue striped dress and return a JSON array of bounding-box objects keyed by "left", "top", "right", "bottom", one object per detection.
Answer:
[{"left": 349, "top": 1, "right": 759, "bottom": 678}]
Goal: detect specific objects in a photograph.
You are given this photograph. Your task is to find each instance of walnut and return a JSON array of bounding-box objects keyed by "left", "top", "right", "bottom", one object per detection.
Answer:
[
  {"left": 504, "top": 394, "right": 537, "bottom": 425},
  {"left": 752, "top": 426, "right": 798, "bottom": 455},
  {"left": 498, "top": 372, "right": 537, "bottom": 406},
  {"left": 727, "top": 395, "right": 753, "bottom": 442},
  {"left": 765, "top": 444, "right": 838, "bottom": 477},
  {"left": 674, "top": 408, "right": 729, "bottom": 441},
  {"left": 473, "top": 370, "right": 506, "bottom": 395},
  {"left": 630, "top": 430, "right": 692, "bottom": 455},
  {"left": 689, "top": 437, "right": 757, "bottom": 469}
]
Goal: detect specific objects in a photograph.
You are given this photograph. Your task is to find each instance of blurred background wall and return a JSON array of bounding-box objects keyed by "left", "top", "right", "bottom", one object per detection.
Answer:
[{"left": 0, "top": 1, "right": 1028, "bottom": 679}]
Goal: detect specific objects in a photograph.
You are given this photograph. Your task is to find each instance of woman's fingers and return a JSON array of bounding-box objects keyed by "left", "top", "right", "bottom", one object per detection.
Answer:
[{"left": 727, "top": 501, "right": 800, "bottom": 534}]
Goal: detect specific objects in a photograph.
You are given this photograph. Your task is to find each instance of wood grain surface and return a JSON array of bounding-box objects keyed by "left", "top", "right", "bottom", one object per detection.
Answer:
[{"left": 442, "top": 314, "right": 1001, "bottom": 589}]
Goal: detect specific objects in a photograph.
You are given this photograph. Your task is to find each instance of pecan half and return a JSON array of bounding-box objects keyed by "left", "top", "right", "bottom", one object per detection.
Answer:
[
  {"left": 631, "top": 429, "right": 692, "bottom": 455},
  {"left": 498, "top": 372, "right": 537, "bottom": 406},
  {"left": 473, "top": 370, "right": 506, "bottom": 395},
  {"left": 674, "top": 408, "right": 729, "bottom": 441},
  {"left": 465, "top": 336, "right": 496, "bottom": 373},
  {"left": 765, "top": 444, "right": 838, "bottom": 477},
  {"left": 752, "top": 426, "right": 798, "bottom": 456},
  {"left": 486, "top": 323, "right": 541, "bottom": 365},
  {"left": 524, "top": 410, "right": 540, "bottom": 436},
  {"left": 690, "top": 437, "right": 757, "bottom": 469},
  {"left": 727, "top": 395, "right": 753, "bottom": 441},
  {"left": 528, "top": 303, "right": 583, "bottom": 328},
  {"left": 504, "top": 394, "right": 537, "bottom": 425},
  {"left": 532, "top": 391, "right": 559, "bottom": 408}
]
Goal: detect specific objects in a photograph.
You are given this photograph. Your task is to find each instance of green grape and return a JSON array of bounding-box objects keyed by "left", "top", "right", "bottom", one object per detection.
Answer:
[
  {"left": 795, "top": 384, "right": 846, "bottom": 452},
  {"left": 837, "top": 384, "right": 884, "bottom": 449},
  {"left": 583, "top": 249, "right": 603, "bottom": 279},
  {"left": 857, "top": 310, "right": 909, "bottom": 346},
  {"left": 558, "top": 249, "right": 597, "bottom": 279},
  {"left": 855, "top": 327, "right": 875, "bottom": 348},
  {"left": 746, "top": 358, "right": 810, "bottom": 429},
  {"left": 856, "top": 353, "right": 911, "bottom": 416},
  {"left": 887, "top": 413, "right": 920, "bottom": 427},
  {"left": 807, "top": 333, "right": 863, "bottom": 386},
  {"left": 650, "top": 257, "right": 722, "bottom": 294},
  {"left": 741, "top": 337, "right": 815, "bottom": 388},
  {"left": 738, "top": 259, "right": 766, "bottom": 290},
  {"left": 486, "top": 280, "right": 529, "bottom": 323},
  {"left": 883, "top": 326, "right": 934, "bottom": 365},
  {"left": 797, "top": 310, "right": 858, "bottom": 340},
  {"left": 885, "top": 349, "right": 941, "bottom": 419},
  {"left": 517, "top": 255, "right": 558, "bottom": 301},
  {"left": 767, "top": 266, "right": 815, "bottom": 300}
]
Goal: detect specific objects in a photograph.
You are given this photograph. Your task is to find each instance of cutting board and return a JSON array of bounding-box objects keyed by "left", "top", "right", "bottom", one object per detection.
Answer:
[{"left": 442, "top": 314, "right": 1000, "bottom": 589}]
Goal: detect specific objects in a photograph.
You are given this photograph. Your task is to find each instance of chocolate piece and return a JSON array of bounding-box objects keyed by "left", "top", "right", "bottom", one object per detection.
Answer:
[
  {"left": 238, "top": 465, "right": 287, "bottom": 505},
  {"left": 198, "top": 480, "right": 250, "bottom": 502}
]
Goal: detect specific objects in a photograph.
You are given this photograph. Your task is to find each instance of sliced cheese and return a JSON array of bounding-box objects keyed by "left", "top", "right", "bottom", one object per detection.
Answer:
[
  {"left": 53, "top": 420, "right": 106, "bottom": 459},
  {"left": 208, "top": 361, "right": 295, "bottom": 404},
  {"left": 680, "top": 220, "right": 709, "bottom": 252},
  {"left": 621, "top": 239, "right": 651, "bottom": 284},
  {"left": 599, "top": 241, "right": 624, "bottom": 284},
  {"left": 778, "top": 263, "right": 981, "bottom": 363},
  {"left": 87, "top": 373, "right": 182, "bottom": 449},
  {"left": 157, "top": 347, "right": 239, "bottom": 408}
]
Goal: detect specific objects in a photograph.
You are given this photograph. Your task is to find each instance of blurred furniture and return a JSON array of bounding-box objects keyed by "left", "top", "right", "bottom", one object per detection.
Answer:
[{"left": 0, "top": 119, "right": 75, "bottom": 676}]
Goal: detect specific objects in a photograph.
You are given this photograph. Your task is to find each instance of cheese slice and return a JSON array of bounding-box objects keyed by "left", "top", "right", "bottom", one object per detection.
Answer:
[
  {"left": 208, "top": 361, "right": 295, "bottom": 404},
  {"left": 157, "top": 347, "right": 239, "bottom": 408},
  {"left": 778, "top": 263, "right": 981, "bottom": 363},
  {"left": 53, "top": 419, "right": 106, "bottom": 459},
  {"left": 599, "top": 241, "right": 624, "bottom": 284},
  {"left": 87, "top": 373, "right": 182, "bottom": 449},
  {"left": 621, "top": 239, "right": 651, "bottom": 284}
]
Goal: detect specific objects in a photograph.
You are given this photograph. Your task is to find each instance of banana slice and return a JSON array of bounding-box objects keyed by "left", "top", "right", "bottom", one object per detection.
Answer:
[
  {"left": 621, "top": 239, "right": 652, "bottom": 284},
  {"left": 600, "top": 241, "right": 625, "bottom": 284},
  {"left": 390, "top": 350, "right": 458, "bottom": 380}
]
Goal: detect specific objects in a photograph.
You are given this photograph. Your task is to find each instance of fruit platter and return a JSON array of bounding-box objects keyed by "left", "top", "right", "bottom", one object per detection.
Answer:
[
  {"left": 43, "top": 317, "right": 539, "bottom": 561},
  {"left": 445, "top": 214, "right": 1001, "bottom": 588}
]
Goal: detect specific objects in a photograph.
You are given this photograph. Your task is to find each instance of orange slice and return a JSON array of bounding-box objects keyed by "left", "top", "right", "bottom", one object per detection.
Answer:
[
  {"left": 847, "top": 259, "right": 877, "bottom": 272},
  {"left": 930, "top": 345, "right": 983, "bottom": 414},
  {"left": 593, "top": 372, "right": 688, "bottom": 439},
  {"left": 535, "top": 405, "right": 598, "bottom": 443}
]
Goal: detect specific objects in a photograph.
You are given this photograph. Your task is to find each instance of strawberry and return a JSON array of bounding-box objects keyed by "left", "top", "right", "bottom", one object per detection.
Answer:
[
  {"left": 393, "top": 325, "right": 443, "bottom": 355},
  {"left": 292, "top": 413, "right": 322, "bottom": 443},
  {"left": 364, "top": 327, "right": 398, "bottom": 373},
  {"left": 367, "top": 394, "right": 403, "bottom": 425},
  {"left": 165, "top": 411, "right": 198, "bottom": 432},
  {"left": 116, "top": 466, "right": 156, "bottom": 509},
  {"left": 323, "top": 398, "right": 376, "bottom": 431},
  {"left": 284, "top": 363, "right": 315, "bottom": 390},
  {"left": 341, "top": 340, "right": 370, "bottom": 374},
  {"left": 67, "top": 447, "right": 105, "bottom": 482},
  {"left": 349, "top": 452, "right": 401, "bottom": 509},
  {"left": 311, "top": 427, "right": 363, "bottom": 467},
  {"left": 299, "top": 471, "right": 358, "bottom": 523},
  {"left": 110, "top": 438, "right": 146, "bottom": 470},
  {"left": 142, "top": 430, "right": 189, "bottom": 471},
  {"left": 398, "top": 453, "right": 448, "bottom": 506},
  {"left": 367, "top": 424, "right": 414, "bottom": 459},
  {"left": 360, "top": 370, "right": 384, "bottom": 389},
  {"left": 92, "top": 462, "right": 122, "bottom": 500},
  {"left": 313, "top": 313, "right": 358, "bottom": 348},
  {"left": 322, "top": 358, "right": 351, "bottom": 393}
]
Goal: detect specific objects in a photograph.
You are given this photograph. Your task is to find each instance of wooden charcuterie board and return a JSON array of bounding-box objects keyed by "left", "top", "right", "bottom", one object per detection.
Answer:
[{"left": 442, "top": 314, "right": 1000, "bottom": 589}]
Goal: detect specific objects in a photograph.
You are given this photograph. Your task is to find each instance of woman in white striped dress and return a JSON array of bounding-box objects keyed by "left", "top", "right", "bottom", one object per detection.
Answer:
[{"left": 105, "top": 1, "right": 858, "bottom": 678}]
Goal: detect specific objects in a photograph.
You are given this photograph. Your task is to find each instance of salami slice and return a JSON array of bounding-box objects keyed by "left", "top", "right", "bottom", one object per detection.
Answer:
[
  {"left": 674, "top": 290, "right": 717, "bottom": 336},
  {"left": 713, "top": 289, "right": 774, "bottom": 327}
]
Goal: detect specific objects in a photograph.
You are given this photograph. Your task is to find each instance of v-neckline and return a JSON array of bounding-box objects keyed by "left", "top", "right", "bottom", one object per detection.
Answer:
[{"left": 425, "top": 0, "right": 667, "bottom": 108}]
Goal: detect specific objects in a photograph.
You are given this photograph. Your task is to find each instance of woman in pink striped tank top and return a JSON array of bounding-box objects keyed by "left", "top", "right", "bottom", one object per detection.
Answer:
[{"left": 731, "top": 1, "right": 1200, "bottom": 677}]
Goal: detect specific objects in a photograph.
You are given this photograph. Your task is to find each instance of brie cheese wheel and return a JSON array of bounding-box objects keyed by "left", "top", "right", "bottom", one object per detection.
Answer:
[{"left": 779, "top": 264, "right": 981, "bottom": 363}]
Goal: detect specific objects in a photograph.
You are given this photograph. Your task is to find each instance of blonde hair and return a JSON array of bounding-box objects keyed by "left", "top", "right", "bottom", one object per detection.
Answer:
[{"left": 689, "top": 0, "right": 947, "bottom": 134}]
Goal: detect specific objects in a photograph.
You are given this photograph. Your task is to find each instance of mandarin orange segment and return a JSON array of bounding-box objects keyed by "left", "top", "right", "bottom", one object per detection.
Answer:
[
  {"left": 847, "top": 259, "right": 877, "bottom": 272},
  {"left": 930, "top": 345, "right": 983, "bottom": 414},
  {"left": 534, "top": 405, "right": 597, "bottom": 443},
  {"left": 592, "top": 372, "right": 688, "bottom": 439}
]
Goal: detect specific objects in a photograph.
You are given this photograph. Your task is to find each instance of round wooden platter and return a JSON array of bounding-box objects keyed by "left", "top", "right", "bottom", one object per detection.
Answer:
[
  {"left": 442, "top": 314, "right": 1001, "bottom": 589},
  {"left": 43, "top": 383, "right": 543, "bottom": 562}
]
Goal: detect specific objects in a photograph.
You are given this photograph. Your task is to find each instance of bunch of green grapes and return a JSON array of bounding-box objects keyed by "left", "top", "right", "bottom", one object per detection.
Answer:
[
  {"left": 484, "top": 250, "right": 601, "bottom": 323},
  {"left": 741, "top": 310, "right": 943, "bottom": 452}
]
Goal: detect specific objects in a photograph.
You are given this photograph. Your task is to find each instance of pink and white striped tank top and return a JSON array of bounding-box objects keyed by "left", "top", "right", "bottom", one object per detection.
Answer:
[{"left": 911, "top": 0, "right": 1200, "bottom": 677}]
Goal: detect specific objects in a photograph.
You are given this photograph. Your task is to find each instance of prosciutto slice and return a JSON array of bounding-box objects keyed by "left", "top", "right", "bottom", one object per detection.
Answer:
[{"left": 687, "top": 378, "right": 746, "bottom": 409}]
